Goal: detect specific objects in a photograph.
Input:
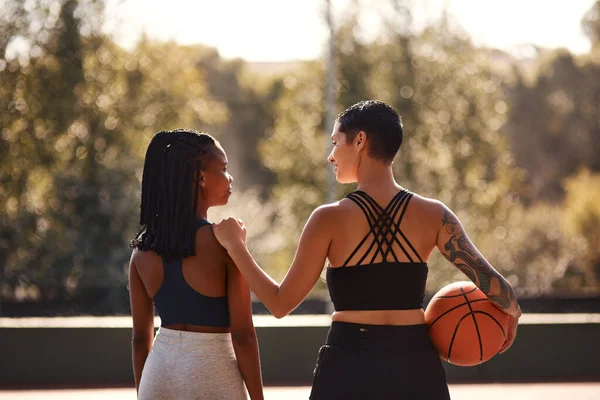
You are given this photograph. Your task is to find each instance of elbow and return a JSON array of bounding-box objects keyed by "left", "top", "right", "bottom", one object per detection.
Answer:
[
  {"left": 231, "top": 330, "right": 257, "bottom": 347},
  {"left": 265, "top": 288, "right": 293, "bottom": 318},
  {"left": 271, "top": 304, "right": 291, "bottom": 319},
  {"left": 270, "top": 287, "right": 291, "bottom": 319},
  {"left": 131, "top": 331, "right": 153, "bottom": 348},
  {"left": 273, "top": 311, "right": 286, "bottom": 319}
]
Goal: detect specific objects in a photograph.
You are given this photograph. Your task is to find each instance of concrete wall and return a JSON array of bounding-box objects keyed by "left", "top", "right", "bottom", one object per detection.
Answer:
[{"left": 1, "top": 314, "right": 599, "bottom": 388}]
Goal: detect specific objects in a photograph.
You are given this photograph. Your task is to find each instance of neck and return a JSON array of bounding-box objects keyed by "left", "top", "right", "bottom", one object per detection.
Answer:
[
  {"left": 195, "top": 203, "right": 209, "bottom": 220},
  {"left": 355, "top": 161, "right": 400, "bottom": 193}
]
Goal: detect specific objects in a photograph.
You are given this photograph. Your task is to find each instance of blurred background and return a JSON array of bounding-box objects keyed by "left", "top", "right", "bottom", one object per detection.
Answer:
[{"left": 1, "top": 0, "right": 599, "bottom": 318}]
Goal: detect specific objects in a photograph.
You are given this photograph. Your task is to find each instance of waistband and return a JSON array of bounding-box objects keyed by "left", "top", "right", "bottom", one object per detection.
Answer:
[
  {"left": 156, "top": 327, "right": 232, "bottom": 344},
  {"left": 326, "top": 321, "right": 435, "bottom": 351}
]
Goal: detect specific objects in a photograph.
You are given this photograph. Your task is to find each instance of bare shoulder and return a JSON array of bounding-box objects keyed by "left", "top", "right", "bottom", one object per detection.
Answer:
[
  {"left": 195, "top": 223, "right": 228, "bottom": 259},
  {"left": 195, "top": 222, "right": 216, "bottom": 242},
  {"left": 313, "top": 200, "right": 344, "bottom": 215},
  {"left": 407, "top": 191, "right": 446, "bottom": 223},
  {"left": 131, "top": 248, "right": 162, "bottom": 270},
  {"left": 302, "top": 201, "right": 348, "bottom": 235},
  {"left": 310, "top": 200, "right": 346, "bottom": 222}
]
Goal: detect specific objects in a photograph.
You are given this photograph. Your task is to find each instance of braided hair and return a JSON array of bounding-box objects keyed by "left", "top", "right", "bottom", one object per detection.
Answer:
[{"left": 131, "top": 129, "right": 216, "bottom": 260}]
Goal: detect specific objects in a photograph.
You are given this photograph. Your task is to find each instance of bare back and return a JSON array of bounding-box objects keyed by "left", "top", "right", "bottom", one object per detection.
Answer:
[
  {"left": 133, "top": 224, "right": 231, "bottom": 333},
  {"left": 327, "top": 188, "right": 443, "bottom": 326}
]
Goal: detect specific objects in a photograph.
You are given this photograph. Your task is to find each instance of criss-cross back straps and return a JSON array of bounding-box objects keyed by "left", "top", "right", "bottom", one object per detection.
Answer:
[
  {"left": 345, "top": 190, "right": 408, "bottom": 265},
  {"left": 342, "top": 190, "right": 423, "bottom": 267}
]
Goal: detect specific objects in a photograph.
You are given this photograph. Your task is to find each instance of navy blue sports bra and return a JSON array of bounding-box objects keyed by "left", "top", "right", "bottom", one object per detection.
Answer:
[
  {"left": 326, "top": 190, "right": 428, "bottom": 311},
  {"left": 153, "top": 219, "right": 230, "bottom": 327}
]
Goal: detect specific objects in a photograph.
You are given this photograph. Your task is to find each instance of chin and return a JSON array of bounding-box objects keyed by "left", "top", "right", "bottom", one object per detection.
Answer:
[
  {"left": 221, "top": 192, "right": 232, "bottom": 205},
  {"left": 336, "top": 174, "right": 354, "bottom": 184}
]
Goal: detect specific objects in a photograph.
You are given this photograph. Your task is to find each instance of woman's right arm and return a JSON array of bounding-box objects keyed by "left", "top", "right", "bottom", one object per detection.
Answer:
[
  {"left": 226, "top": 257, "right": 264, "bottom": 400},
  {"left": 214, "top": 206, "right": 333, "bottom": 319},
  {"left": 435, "top": 204, "right": 521, "bottom": 351},
  {"left": 128, "top": 251, "right": 155, "bottom": 394}
]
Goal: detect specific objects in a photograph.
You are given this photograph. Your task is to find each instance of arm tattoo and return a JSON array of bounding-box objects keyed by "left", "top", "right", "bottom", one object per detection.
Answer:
[{"left": 441, "top": 209, "right": 515, "bottom": 310}]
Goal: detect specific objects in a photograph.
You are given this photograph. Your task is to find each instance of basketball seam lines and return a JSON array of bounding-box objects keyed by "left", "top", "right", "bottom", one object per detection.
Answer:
[
  {"left": 427, "top": 298, "right": 487, "bottom": 330},
  {"left": 472, "top": 311, "right": 507, "bottom": 338},
  {"left": 461, "top": 285, "right": 484, "bottom": 364},
  {"left": 447, "top": 312, "right": 473, "bottom": 363},
  {"left": 434, "top": 287, "right": 479, "bottom": 299}
]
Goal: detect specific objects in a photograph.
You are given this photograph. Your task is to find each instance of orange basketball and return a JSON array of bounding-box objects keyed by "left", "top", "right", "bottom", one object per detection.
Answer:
[{"left": 425, "top": 281, "right": 509, "bottom": 366}]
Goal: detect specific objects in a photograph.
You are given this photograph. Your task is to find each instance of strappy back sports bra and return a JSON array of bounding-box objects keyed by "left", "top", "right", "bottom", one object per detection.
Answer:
[
  {"left": 153, "top": 219, "right": 230, "bottom": 327},
  {"left": 326, "top": 189, "right": 428, "bottom": 311}
]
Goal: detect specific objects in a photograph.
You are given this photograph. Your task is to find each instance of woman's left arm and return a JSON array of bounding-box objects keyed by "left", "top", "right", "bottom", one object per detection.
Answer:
[
  {"left": 214, "top": 206, "right": 333, "bottom": 318},
  {"left": 128, "top": 251, "right": 155, "bottom": 394}
]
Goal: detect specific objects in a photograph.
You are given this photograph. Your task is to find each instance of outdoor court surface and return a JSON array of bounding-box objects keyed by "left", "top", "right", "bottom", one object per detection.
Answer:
[{"left": 1, "top": 383, "right": 599, "bottom": 399}]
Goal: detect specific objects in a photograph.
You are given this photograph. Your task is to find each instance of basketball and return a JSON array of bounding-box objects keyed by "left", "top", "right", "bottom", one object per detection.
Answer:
[{"left": 425, "top": 281, "right": 510, "bottom": 366}]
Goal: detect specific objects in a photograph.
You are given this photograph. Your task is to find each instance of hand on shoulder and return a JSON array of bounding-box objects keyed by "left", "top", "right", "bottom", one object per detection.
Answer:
[{"left": 213, "top": 217, "right": 247, "bottom": 250}]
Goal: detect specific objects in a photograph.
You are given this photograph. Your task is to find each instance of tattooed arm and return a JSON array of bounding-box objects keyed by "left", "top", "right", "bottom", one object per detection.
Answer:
[{"left": 436, "top": 204, "right": 522, "bottom": 319}]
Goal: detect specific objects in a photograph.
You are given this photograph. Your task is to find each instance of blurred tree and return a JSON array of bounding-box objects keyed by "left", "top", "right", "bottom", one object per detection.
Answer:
[
  {"left": 582, "top": 0, "right": 600, "bottom": 53},
  {"left": 372, "top": 0, "right": 419, "bottom": 182},
  {"left": 259, "top": 61, "right": 329, "bottom": 286},
  {"left": 563, "top": 169, "right": 600, "bottom": 289},
  {"left": 2, "top": 0, "right": 599, "bottom": 315},
  {"left": 0, "top": 0, "right": 139, "bottom": 311},
  {"left": 194, "top": 48, "right": 280, "bottom": 192},
  {"left": 259, "top": 8, "right": 526, "bottom": 295},
  {"left": 505, "top": 50, "right": 600, "bottom": 202},
  {"left": 335, "top": 5, "right": 371, "bottom": 109},
  {"left": 503, "top": 1, "right": 600, "bottom": 203},
  {"left": 377, "top": 14, "right": 524, "bottom": 293},
  {"left": 0, "top": 0, "right": 230, "bottom": 313}
]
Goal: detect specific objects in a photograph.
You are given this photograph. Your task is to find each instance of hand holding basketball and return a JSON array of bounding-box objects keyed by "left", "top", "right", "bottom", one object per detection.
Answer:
[
  {"left": 499, "top": 315, "right": 519, "bottom": 354},
  {"left": 425, "top": 281, "right": 511, "bottom": 366}
]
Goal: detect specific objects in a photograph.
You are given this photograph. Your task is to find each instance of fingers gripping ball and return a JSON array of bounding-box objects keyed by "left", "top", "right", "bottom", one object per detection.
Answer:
[{"left": 425, "top": 281, "right": 509, "bottom": 366}]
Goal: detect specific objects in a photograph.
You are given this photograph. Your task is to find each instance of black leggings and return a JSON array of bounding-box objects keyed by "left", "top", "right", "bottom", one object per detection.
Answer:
[{"left": 309, "top": 322, "right": 451, "bottom": 400}]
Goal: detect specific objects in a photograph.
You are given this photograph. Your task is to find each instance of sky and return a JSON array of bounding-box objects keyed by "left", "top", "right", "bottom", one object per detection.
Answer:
[{"left": 104, "top": 0, "right": 597, "bottom": 62}]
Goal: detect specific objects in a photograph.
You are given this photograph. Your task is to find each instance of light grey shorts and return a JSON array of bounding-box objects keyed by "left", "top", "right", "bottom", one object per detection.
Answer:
[{"left": 138, "top": 327, "right": 248, "bottom": 400}]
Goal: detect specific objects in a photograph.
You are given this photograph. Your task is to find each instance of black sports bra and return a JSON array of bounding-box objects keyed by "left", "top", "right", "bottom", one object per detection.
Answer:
[
  {"left": 326, "top": 190, "right": 428, "bottom": 311},
  {"left": 153, "top": 219, "right": 230, "bottom": 327}
]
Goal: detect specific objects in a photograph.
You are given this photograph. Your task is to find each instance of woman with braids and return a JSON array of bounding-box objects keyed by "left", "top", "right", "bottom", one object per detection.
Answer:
[
  {"left": 213, "top": 100, "right": 521, "bottom": 399},
  {"left": 128, "top": 129, "right": 263, "bottom": 400}
]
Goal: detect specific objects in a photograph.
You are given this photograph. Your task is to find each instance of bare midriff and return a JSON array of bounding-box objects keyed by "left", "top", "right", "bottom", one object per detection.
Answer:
[
  {"left": 163, "top": 324, "right": 231, "bottom": 333},
  {"left": 332, "top": 308, "right": 425, "bottom": 326}
]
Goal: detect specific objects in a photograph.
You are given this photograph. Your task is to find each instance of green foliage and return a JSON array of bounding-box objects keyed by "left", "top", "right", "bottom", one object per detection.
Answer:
[
  {"left": 563, "top": 169, "right": 600, "bottom": 287},
  {"left": 506, "top": 50, "right": 600, "bottom": 201},
  {"left": 1, "top": 0, "right": 599, "bottom": 314},
  {"left": 0, "top": 0, "right": 279, "bottom": 311},
  {"left": 259, "top": 15, "right": 524, "bottom": 295}
]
